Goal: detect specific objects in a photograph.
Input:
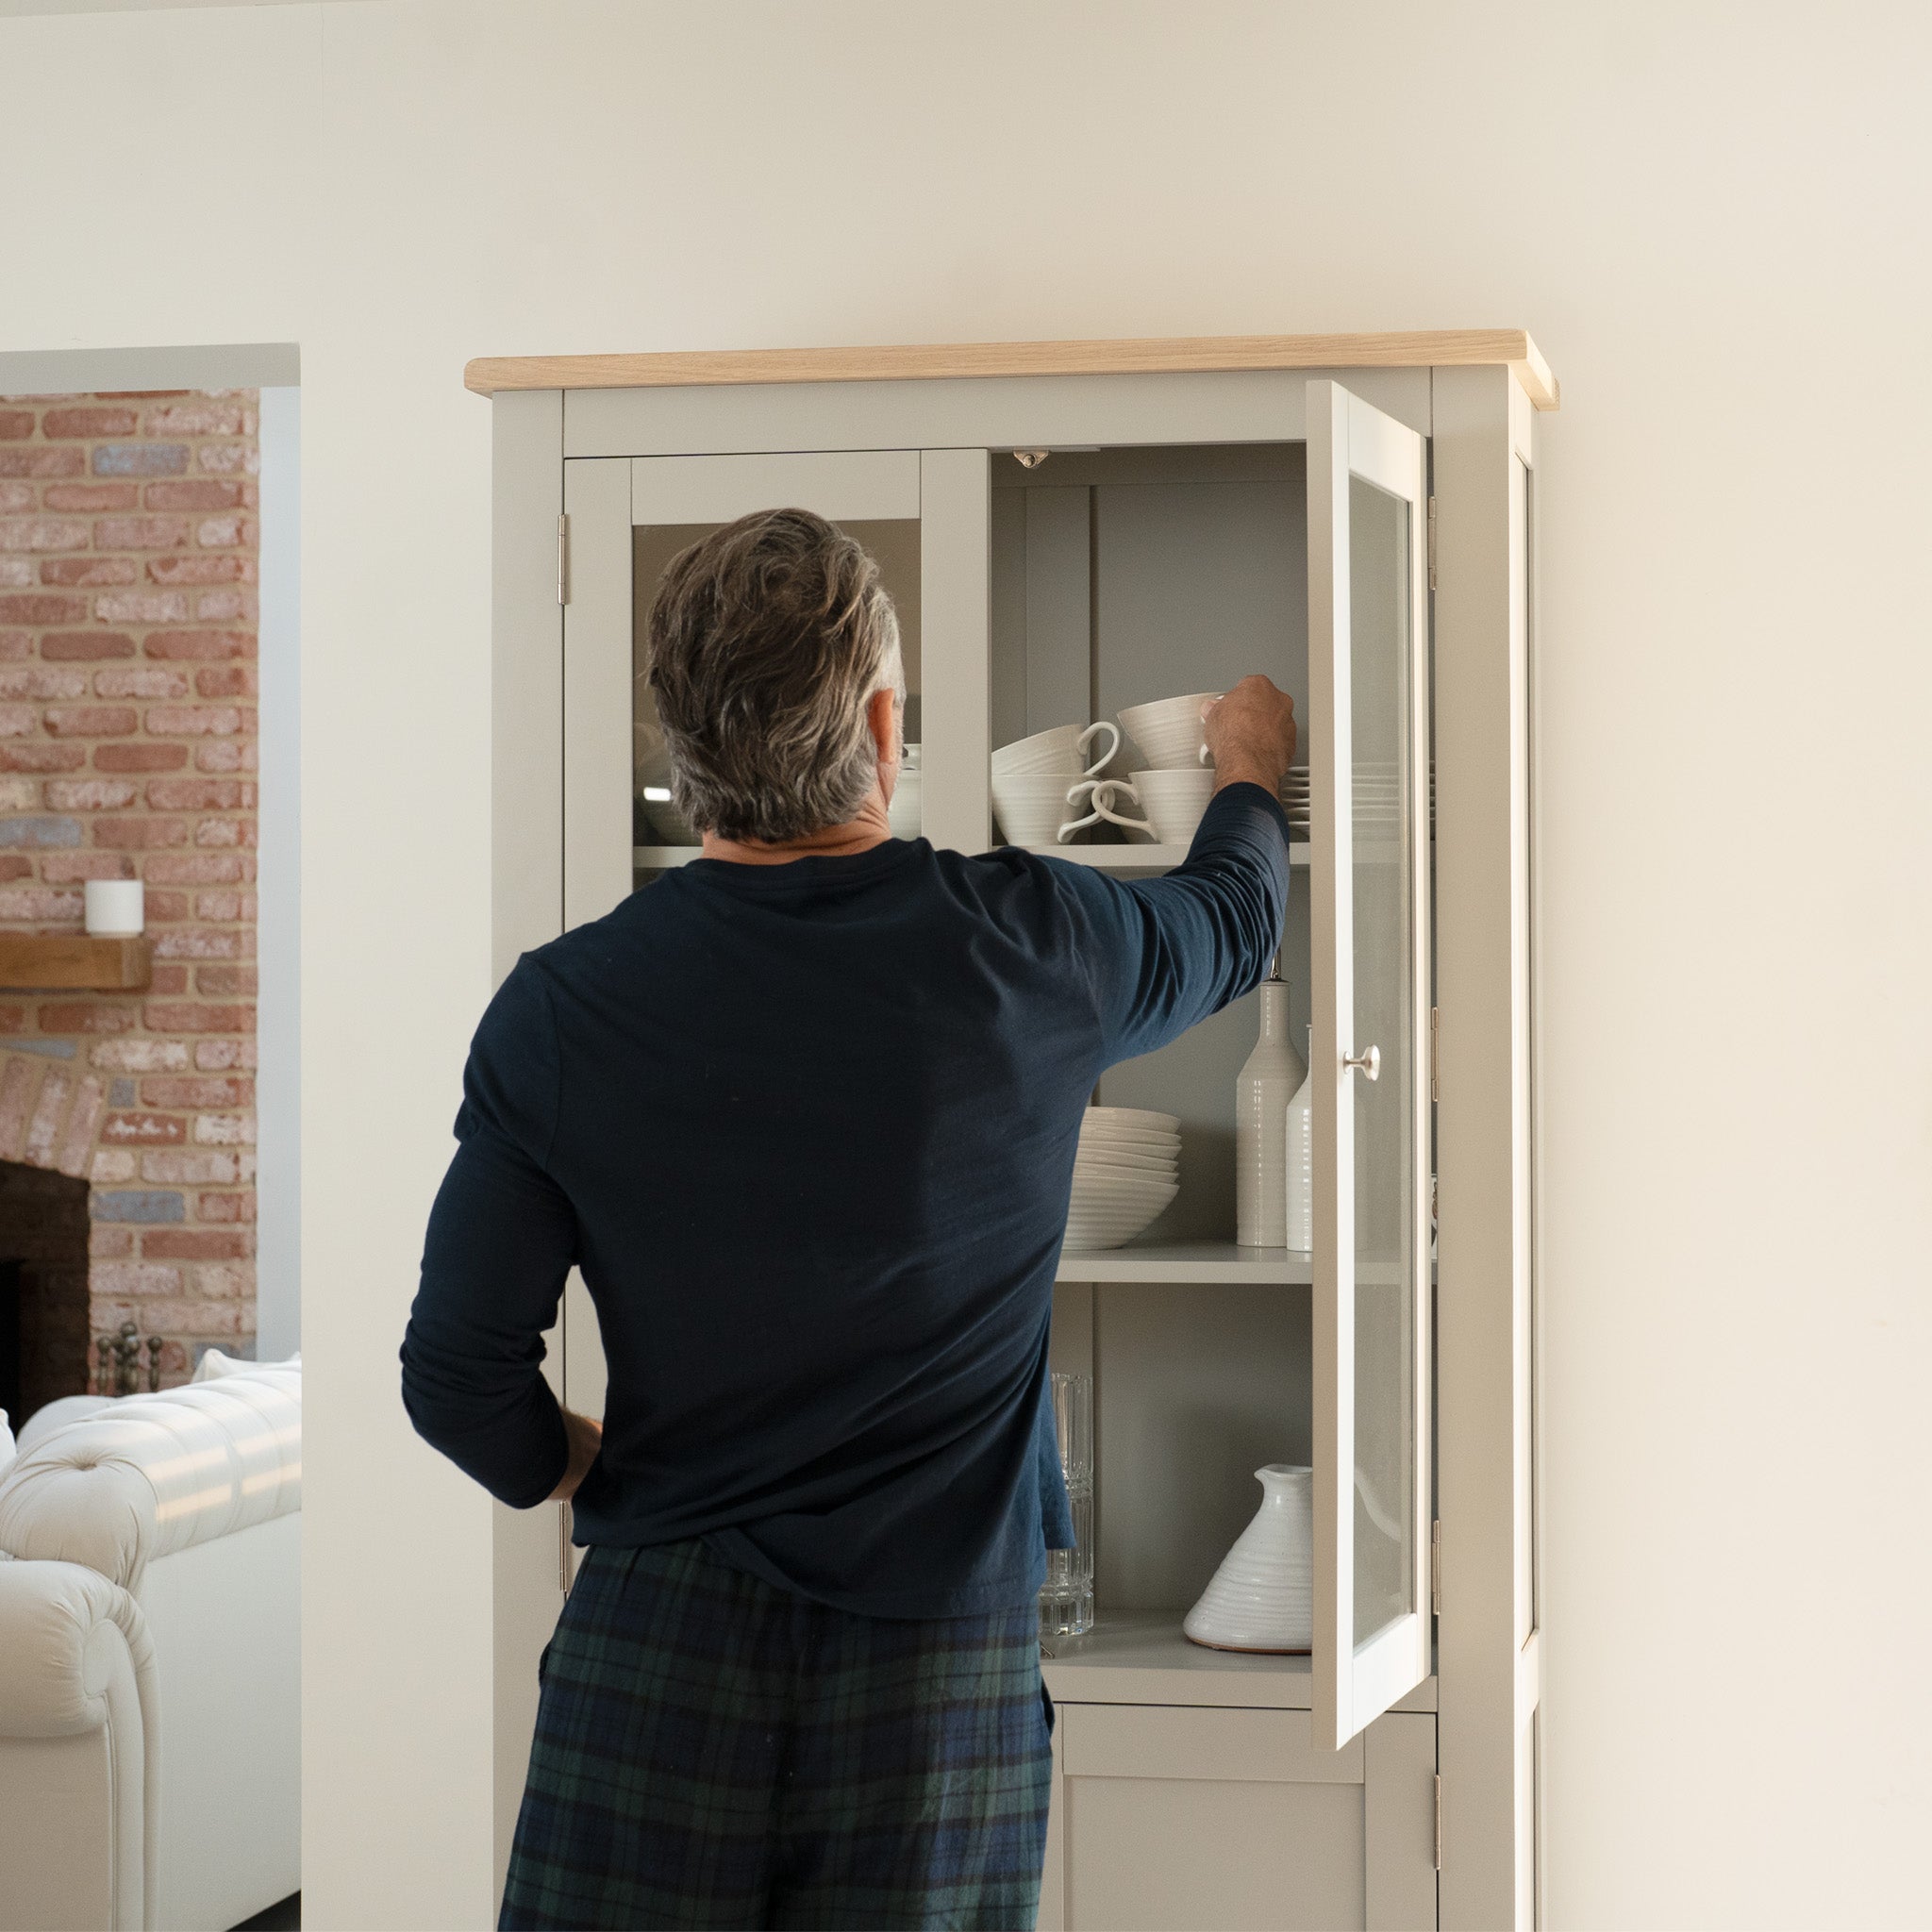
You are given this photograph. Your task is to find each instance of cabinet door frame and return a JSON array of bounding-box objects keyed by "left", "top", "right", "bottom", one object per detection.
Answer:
[{"left": 1307, "top": 378, "right": 1435, "bottom": 1752}]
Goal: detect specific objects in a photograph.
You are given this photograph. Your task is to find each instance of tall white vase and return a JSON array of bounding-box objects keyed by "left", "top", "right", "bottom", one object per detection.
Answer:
[
  {"left": 1282, "top": 1025, "right": 1314, "bottom": 1254},
  {"left": 1235, "top": 969, "right": 1306, "bottom": 1247},
  {"left": 1183, "top": 1464, "right": 1314, "bottom": 1654}
]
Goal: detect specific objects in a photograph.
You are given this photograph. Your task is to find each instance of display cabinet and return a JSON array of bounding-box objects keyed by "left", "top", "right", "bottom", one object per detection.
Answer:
[{"left": 475, "top": 332, "right": 1551, "bottom": 1930}]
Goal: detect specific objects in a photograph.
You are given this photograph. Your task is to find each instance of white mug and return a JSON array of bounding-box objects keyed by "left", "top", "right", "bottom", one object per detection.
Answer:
[
  {"left": 991, "top": 720, "right": 1122, "bottom": 781},
  {"left": 85, "top": 879, "right": 143, "bottom": 937}
]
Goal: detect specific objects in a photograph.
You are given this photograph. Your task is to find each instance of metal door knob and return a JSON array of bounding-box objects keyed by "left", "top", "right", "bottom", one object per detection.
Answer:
[{"left": 1344, "top": 1045, "right": 1381, "bottom": 1082}]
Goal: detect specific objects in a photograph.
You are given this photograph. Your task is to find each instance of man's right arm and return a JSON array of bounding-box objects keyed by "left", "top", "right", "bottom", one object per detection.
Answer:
[
  {"left": 400, "top": 963, "right": 581, "bottom": 1508},
  {"left": 1060, "top": 676, "right": 1298, "bottom": 1065}
]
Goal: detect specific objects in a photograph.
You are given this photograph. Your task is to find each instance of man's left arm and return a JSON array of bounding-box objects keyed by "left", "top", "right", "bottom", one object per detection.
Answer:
[{"left": 400, "top": 964, "right": 585, "bottom": 1508}]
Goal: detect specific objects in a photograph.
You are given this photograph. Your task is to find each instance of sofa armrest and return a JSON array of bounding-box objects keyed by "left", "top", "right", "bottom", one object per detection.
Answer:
[{"left": 0, "top": 1557, "right": 158, "bottom": 1931}]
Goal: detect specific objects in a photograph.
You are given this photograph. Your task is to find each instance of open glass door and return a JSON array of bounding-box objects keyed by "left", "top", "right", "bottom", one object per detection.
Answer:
[{"left": 1307, "top": 379, "right": 1433, "bottom": 1749}]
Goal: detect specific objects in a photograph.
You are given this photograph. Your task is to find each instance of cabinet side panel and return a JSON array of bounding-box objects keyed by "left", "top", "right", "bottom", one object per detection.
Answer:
[
  {"left": 919, "top": 449, "right": 991, "bottom": 851},
  {"left": 490, "top": 389, "right": 567, "bottom": 1900},
  {"left": 1364, "top": 1712, "right": 1439, "bottom": 1932},
  {"left": 1022, "top": 486, "right": 1091, "bottom": 735},
  {"left": 492, "top": 390, "right": 563, "bottom": 981},
  {"left": 1431, "top": 363, "right": 1532, "bottom": 1932}
]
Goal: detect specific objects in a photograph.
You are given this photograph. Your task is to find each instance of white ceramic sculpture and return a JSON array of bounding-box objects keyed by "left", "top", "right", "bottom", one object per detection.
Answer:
[{"left": 1183, "top": 1463, "right": 1314, "bottom": 1654}]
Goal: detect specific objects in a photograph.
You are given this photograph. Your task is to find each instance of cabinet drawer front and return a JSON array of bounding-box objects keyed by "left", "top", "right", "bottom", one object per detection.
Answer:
[{"left": 1063, "top": 1703, "right": 1363, "bottom": 1784}]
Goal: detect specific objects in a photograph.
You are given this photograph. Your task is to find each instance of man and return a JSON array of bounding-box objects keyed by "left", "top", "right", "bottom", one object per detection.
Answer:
[{"left": 402, "top": 507, "right": 1296, "bottom": 1930}]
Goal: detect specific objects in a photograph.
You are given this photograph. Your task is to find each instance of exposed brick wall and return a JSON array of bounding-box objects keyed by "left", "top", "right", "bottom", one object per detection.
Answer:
[{"left": 0, "top": 391, "right": 258, "bottom": 1391}]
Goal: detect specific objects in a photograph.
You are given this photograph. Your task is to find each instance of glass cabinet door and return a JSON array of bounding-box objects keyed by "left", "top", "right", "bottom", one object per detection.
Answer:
[
  {"left": 561, "top": 450, "right": 932, "bottom": 930},
  {"left": 555, "top": 447, "right": 987, "bottom": 1423},
  {"left": 1306, "top": 379, "right": 1434, "bottom": 1750}
]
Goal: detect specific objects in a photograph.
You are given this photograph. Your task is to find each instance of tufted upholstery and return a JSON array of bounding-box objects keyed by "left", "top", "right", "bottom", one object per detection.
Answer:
[
  {"left": 0, "top": 1367, "right": 300, "bottom": 1593},
  {"left": 0, "top": 1557, "right": 158, "bottom": 1932},
  {"left": 0, "top": 1368, "right": 300, "bottom": 1930}
]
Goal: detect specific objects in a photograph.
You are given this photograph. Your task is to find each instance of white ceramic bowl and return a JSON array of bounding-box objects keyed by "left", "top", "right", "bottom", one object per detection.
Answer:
[
  {"left": 1083, "top": 1106, "right": 1181, "bottom": 1133},
  {"left": 1072, "top": 1173, "right": 1179, "bottom": 1205},
  {"left": 888, "top": 769, "right": 922, "bottom": 838},
  {"left": 1119, "top": 693, "right": 1222, "bottom": 770},
  {"left": 1081, "top": 1128, "right": 1182, "bottom": 1151},
  {"left": 1074, "top": 1152, "right": 1178, "bottom": 1180}
]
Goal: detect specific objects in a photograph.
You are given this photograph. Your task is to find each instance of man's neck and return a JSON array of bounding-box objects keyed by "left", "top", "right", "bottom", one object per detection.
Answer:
[{"left": 700, "top": 790, "right": 894, "bottom": 867}]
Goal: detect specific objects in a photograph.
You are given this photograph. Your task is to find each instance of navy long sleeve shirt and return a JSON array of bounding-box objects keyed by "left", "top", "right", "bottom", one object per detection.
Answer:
[{"left": 401, "top": 782, "right": 1291, "bottom": 1618}]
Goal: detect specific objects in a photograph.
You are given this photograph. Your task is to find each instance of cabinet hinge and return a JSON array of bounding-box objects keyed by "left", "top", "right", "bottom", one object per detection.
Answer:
[
  {"left": 1430, "top": 1518, "right": 1441, "bottom": 1616},
  {"left": 1434, "top": 1774, "right": 1443, "bottom": 1870},
  {"left": 1429, "top": 1006, "right": 1440, "bottom": 1103},
  {"left": 557, "top": 513, "right": 571, "bottom": 607},
  {"left": 1425, "top": 494, "right": 1438, "bottom": 591},
  {"left": 558, "top": 1500, "right": 574, "bottom": 1594}
]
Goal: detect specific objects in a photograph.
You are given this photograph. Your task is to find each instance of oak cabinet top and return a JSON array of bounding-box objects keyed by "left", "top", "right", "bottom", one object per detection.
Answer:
[{"left": 465, "top": 329, "right": 1558, "bottom": 410}]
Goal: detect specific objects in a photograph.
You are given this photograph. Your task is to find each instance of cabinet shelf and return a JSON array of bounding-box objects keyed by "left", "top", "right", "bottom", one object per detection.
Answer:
[
  {"left": 1040, "top": 1611, "right": 1437, "bottom": 1713},
  {"left": 1056, "top": 1241, "right": 1312, "bottom": 1284},
  {"left": 1024, "top": 841, "right": 1311, "bottom": 872},
  {"left": 636, "top": 842, "right": 1317, "bottom": 873}
]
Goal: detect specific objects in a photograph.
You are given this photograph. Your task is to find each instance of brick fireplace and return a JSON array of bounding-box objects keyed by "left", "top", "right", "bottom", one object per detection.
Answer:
[{"left": 0, "top": 390, "right": 258, "bottom": 1413}]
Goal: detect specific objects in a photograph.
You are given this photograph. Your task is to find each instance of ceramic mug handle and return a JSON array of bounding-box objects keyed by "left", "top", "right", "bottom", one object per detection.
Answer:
[
  {"left": 1077, "top": 719, "right": 1122, "bottom": 779},
  {"left": 1196, "top": 692, "right": 1224, "bottom": 767},
  {"left": 1089, "top": 778, "right": 1155, "bottom": 841},
  {"left": 1057, "top": 777, "right": 1106, "bottom": 843}
]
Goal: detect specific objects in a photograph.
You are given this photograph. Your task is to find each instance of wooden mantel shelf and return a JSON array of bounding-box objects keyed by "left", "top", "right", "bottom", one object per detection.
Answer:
[
  {"left": 0, "top": 934, "right": 151, "bottom": 991},
  {"left": 464, "top": 328, "right": 1559, "bottom": 410}
]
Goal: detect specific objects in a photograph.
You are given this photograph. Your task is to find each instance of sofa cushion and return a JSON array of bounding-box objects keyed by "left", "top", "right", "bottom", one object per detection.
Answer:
[
  {"left": 15, "top": 1394, "right": 115, "bottom": 1459},
  {"left": 192, "top": 1347, "right": 300, "bottom": 1383},
  {"left": 0, "top": 1409, "right": 12, "bottom": 1483},
  {"left": 0, "top": 1369, "right": 300, "bottom": 1592}
]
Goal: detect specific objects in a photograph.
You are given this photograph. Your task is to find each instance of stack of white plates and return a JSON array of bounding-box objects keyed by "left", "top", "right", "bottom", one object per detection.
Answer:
[
  {"left": 1066, "top": 1107, "right": 1180, "bottom": 1252},
  {"left": 1279, "top": 765, "right": 1435, "bottom": 837}
]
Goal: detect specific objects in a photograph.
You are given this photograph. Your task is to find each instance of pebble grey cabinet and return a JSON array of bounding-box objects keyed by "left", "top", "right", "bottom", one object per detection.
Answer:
[{"left": 474, "top": 332, "right": 1554, "bottom": 1931}]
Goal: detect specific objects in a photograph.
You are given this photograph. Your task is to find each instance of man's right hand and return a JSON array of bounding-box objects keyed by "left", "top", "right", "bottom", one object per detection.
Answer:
[
  {"left": 547, "top": 1407, "right": 604, "bottom": 1503},
  {"left": 1203, "top": 676, "right": 1297, "bottom": 795}
]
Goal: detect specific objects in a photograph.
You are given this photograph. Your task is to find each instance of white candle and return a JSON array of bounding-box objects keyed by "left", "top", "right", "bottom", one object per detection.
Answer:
[{"left": 85, "top": 879, "right": 144, "bottom": 938}]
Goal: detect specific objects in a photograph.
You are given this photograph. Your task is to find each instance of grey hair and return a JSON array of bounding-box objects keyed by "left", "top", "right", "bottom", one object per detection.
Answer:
[{"left": 645, "top": 508, "right": 903, "bottom": 843}]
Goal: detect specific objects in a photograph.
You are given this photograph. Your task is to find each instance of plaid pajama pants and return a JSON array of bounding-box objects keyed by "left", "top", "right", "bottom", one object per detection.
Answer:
[{"left": 500, "top": 1538, "right": 1054, "bottom": 1931}]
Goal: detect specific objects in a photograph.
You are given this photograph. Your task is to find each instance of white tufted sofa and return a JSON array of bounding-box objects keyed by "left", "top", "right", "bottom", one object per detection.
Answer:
[{"left": 0, "top": 1363, "right": 300, "bottom": 1932}]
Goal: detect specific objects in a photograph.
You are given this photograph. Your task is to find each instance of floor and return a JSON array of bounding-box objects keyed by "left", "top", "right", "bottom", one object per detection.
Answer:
[{"left": 231, "top": 1895, "right": 300, "bottom": 1931}]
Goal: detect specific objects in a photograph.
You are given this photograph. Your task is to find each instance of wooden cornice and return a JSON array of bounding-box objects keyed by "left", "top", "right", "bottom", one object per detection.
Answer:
[{"left": 465, "top": 329, "right": 1558, "bottom": 410}]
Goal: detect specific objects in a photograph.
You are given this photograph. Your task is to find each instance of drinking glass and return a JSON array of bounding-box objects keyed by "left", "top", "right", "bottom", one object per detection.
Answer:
[{"left": 1040, "top": 1371, "right": 1094, "bottom": 1640}]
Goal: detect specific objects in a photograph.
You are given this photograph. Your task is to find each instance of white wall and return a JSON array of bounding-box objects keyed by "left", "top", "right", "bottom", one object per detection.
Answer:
[{"left": 2, "top": 4, "right": 1924, "bottom": 1925}]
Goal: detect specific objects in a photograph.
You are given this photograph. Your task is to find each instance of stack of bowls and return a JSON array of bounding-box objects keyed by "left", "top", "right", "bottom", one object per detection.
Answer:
[{"left": 1066, "top": 1107, "right": 1181, "bottom": 1252}]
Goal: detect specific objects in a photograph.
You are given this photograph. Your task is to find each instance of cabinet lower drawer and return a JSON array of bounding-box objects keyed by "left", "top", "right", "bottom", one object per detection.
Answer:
[{"left": 1043, "top": 1705, "right": 1436, "bottom": 1932}]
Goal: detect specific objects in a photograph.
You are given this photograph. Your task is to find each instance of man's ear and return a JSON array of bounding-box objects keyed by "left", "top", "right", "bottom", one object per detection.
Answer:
[{"left": 866, "top": 686, "right": 900, "bottom": 765}]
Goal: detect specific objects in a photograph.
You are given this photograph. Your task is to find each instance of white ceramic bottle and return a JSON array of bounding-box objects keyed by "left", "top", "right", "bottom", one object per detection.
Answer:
[
  {"left": 1283, "top": 1024, "right": 1314, "bottom": 1254},
  {"left": 1235, "top": 961, "right": 1306, "bottom": 1247}
]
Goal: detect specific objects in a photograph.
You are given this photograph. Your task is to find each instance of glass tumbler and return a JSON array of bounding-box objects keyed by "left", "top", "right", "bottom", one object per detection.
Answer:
[{"left": 1040, "top": 1371, "right": 1094, "bottom": 1640}]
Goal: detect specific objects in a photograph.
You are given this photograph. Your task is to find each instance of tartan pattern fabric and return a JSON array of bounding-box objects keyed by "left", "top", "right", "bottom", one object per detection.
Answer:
[{"left": 501, "top": 1539, "right": 1054, "bottom": 1931}]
